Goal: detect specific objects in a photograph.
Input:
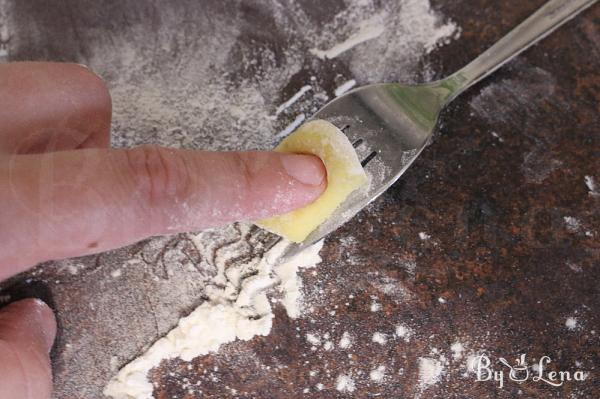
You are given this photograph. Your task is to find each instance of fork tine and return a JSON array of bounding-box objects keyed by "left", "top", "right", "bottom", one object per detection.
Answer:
[{"left": 361, "top": 151, "right": 378, "bottom": 167}]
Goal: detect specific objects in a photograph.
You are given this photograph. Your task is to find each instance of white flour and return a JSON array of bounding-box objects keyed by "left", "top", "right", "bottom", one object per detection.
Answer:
[
  {"left": 310, "top": 13, "right": 385, "bottom": 60},
  {"left": 584, "top": 175, "right": 599, "bottom": 197},
  {"left": 275, "top": 240, "right": 324, "bottom": 318},
  {"left": 370, "top": 300, "right": 382, "bottom": 312},
  {"left": 339, "top": 331, "right": 353, "bottom": 349},
  {"left": 370, "top": 273, "right": 413, "bottom": 302},
  {"left": 372, "top": 332, "right": 388, "bottom": 345},
  {"left": 450, "top": 341, "right": 464, "bottom": 360},
  {"left": 306, "top": 332, "right": 322, "bottom": 347},
  {"left": 395, "top": 324, "right": 413, "bottom": 342},
  {"left": 369, "top": 365, "right": 386, "bottom": 382},
  {"left": 418, "top": 356, "right": 445, "bottom": 388},
  {"left": 344, "top": 0, "right": 460, "bottom": 83},
  {"left": 334, "top": 79, "right": 358, "bottom": 97},
  {"left": 275, "top": 85, "right": 313, "bottom": 116},
  {"left": 105, "top": 237, "right": 323, "bottom": 399},
  {"left": 565, "top": 316, "right": 578, "bottom": 330},
  {"left": 564, "top": 216, "right": 582, "bottom": 233},
  {"left": 68, "top": 0, "right": 459, "bottom": 156},
  {"left": 276, "top": 113, "right": 306, "bottom": 139},
  {"left": 335, "top": 373, "right": 356, "bottom": 393}
]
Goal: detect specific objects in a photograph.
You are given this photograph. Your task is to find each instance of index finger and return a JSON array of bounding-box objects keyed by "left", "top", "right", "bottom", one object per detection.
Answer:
[{"left": 0, "top": 146, "right": 326, "bottom": 279}]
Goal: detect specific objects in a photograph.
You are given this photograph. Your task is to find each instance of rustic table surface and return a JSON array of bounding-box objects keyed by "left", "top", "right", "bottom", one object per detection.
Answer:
[{"left": 1, "top": 0, "right": 598, "bottom": 398}]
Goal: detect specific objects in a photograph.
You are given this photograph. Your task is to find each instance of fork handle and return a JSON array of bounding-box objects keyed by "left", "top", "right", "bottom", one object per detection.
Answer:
[{"left": 443, "top": 0, "right": 597, "bottom": 102}]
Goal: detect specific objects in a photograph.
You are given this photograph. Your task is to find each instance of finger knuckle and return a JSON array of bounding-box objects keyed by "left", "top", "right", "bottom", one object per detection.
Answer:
[{"left": 125, "top": 145, "right": 192, "bottom": 209}]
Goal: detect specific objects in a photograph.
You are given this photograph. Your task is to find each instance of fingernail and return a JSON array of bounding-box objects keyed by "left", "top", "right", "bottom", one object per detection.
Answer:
[
  {"left": 281, "top": 154, "right": 326, "bottom": 186},
  {"left": 30, "top": 299, "right": 57, "bottom": 352}
]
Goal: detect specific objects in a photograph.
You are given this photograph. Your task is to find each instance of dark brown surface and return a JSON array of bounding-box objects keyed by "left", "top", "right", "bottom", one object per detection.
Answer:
[{"left": 1, "top": 1, "right": 599, "bottom": 398}]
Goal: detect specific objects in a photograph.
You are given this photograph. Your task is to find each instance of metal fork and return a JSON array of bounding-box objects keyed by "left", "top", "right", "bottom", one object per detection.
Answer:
[{"left": 275, "top": 0, "right": 597, "bottom": 260}]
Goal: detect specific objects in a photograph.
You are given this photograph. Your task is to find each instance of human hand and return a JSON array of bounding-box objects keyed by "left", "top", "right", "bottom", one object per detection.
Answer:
[
  {"left": 0, "top": 62, "right": 326, "bottom": 398},
  {"left": 0, "top": 299, "right": 56, "bottom": 399}
]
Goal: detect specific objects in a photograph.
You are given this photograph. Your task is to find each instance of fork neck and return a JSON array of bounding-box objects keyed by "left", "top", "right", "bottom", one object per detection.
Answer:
[{"left": 438, "top": 0, "right": 596, "bottom": 104}]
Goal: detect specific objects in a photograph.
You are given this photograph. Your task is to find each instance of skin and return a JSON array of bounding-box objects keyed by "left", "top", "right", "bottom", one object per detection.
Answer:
[{"left": 0, "top": 62, "right": 327, "bottom": 399}]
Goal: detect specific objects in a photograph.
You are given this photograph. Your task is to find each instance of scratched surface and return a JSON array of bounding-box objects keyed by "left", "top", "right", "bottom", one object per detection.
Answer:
[{"left": 1, "top": 1, "right": 599, "bottom": 398}]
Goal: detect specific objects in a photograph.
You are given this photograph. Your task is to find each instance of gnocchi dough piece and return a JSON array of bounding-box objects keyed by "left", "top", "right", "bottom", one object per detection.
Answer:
[{"left": 257, "top": 119, "right": 368, "bottom": 243}]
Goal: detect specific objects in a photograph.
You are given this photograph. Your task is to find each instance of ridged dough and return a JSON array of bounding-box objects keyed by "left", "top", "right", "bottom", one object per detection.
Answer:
[{"left": 257, "top": 119, "right": 367, "bottom": 243}]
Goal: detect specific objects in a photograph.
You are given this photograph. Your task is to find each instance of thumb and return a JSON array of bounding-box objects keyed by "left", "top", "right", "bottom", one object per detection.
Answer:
[{"left": 0, "top": 299, "right": 57, "bottom": 399}]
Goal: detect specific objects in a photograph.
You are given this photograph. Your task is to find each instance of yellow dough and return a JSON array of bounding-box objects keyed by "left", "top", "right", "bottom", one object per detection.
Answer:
[{"left": 257, "top": 119, "right": 368, "bottom": 243}]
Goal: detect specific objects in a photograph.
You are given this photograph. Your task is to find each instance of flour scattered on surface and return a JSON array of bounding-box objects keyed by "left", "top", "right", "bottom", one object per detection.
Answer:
[
  {"left": 584, "top": 176, "right": 599, "bottom": 197},
  {"left": 490, "top": 131, "right": 505, "bottom": 142},
  {"left": 276, "top": 114, "right": 306, "bottom": 139},
  {"left": 337, "top": 0, "right": 460, "bottom": 83},
  {"left": 398, "top": 259, "right": 418, "bottom": 277},
  {"left": 275, "top": 240, "right": 324, "bottom": 318},
  {"left": 306, "top": 333, "right": 322, "bottom": 346},
  {"left": 418, "top": 232, "right": 431, "bottom": 240},
  {"left": 109, "top": 357, "right": 120, "bottom": 373},
  {"left": 566, "top": 317, "right": 578, "bottom": 330},
  {"left": 310, "top": 14, "right": 385, "bottom": 60},
  {"left": 275, "top": 85, "right": 312, "bottom": 116},
  {"left": 104, "top": 238, "right": 324, "bottom": 399},
  {"left": 369, "top": 365, "right": 386, "bottom": 382},
  {"left": 418, "top": 357, "right": 445, "bottom": 388},
  {"left": 336, "top": 373, "right": 356, "bottom": 393},
  {"left": 564, "top": 216, "right": 582, "bottom": 233},
  {"left": 372, "top": 332, "right": 388, "bottom": 345},
  {"left": 370, "top": 300, "right": 382, "bottom": 312},
  {"left": 395, "top": 324, "right": 413, "bottom": 342},
  {"left": 66, "top": 265, "right": 80, "bottom": 275},
  {"left": 567, "top": 261, "right": 583, "bottom": 273},
  {"left": 334, "top": 79, "right": 357, "bottom": 97},
  {"left": 339, "top": 332, "right": 353, "bottom": 349},
  {"left": 371, "top": 274, "right": 413, "bottom": 302},
  {"left": 469, "top": 64, "right": 564, "bottom": 184},
  {"left": 59, "top": 260, "right": 84, "bottom": 276},
  {"left": 450, "top": 342, "right": 464, "bottom": 360},
  {"left": 110, "top": 269, "right": 123, "bottom": 279}
]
